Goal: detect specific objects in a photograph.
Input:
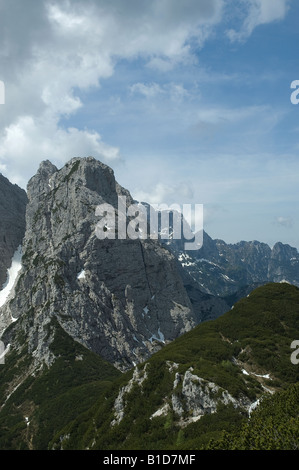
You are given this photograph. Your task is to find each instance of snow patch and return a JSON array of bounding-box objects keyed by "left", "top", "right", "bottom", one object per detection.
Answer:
[
  {"left": 181, "top": 261, "right": 195, "bottom": 267},
  {"left": 248, "top": 398, "right": 261, "bottom": 416},
  {"left": 241, "top": 368, "right": 271, "bottom": 380},
  {"left": 77, "top": 269, "right": 86, "bottom": 280},
  {"left": 158, "top": 327, "right": 165, "bottom": 343},
  {"left": 221, "top": 274, "right": 235, "bottom": 283},
  {"left": 252, "top": 372, "right": 271, "bottom": 379},
  {"left": 178, "top": 253, "right": 191, "bottom": 262},
  {"left": 149, "top": 328, "right": 165, "bottom": 344},
  {"left": 0, "top": 246, "right": 22, "bottom": 308},
  {"left": 198, "top": 258, "right": 220, "bottom": 267},
  {"left": 178, "top": 253, "right": 195, "bottom": 268}
]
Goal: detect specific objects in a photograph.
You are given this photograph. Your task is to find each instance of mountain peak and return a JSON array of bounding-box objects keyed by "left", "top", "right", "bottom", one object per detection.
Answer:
[{"left": 3, "top": 156, "right": 196, "bottom": 371}]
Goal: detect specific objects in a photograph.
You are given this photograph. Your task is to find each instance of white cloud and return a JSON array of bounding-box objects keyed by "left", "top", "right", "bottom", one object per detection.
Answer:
[
  {"left": 130, "top": 82, "right": 189, "bottom": 104},
  {"left": 130, "top": 83, "right": 164, "bottom": 99},
  {"left": 274, "top": 216, "right": 293, "bottom": 228},
  {"left": 195, "top": 104, "right": 269, "bottom": 125},
  {"left": 227, "top": 0, "right": 290, "bottom": 42},
  {"left": 0, "top": 0, "right": 225, "bottom": 185},
  {"left": 133, "top": 181, "right": 194, "bottom": 206},
  {"left": 0, "top": 114, "right": 121, "bottom": 187}
]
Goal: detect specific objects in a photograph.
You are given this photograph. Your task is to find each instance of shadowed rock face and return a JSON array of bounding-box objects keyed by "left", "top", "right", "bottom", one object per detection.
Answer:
[
  {"left": 168, "top": 231, "right": 299, "bottom": 298},
  {"left": 0, "top": 174, "right": 27, "bottom": 288},
  {"left": 4, "top": 157, "right": 197, "bottom": 370},
  {"left": 2, "top": 156, "right": 297, "bottom": 373}
]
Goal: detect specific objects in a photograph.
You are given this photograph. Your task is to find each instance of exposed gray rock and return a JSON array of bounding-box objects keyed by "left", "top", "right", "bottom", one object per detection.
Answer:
[
  {"left": 269, "top": 242, "right": 299, "bottom": 283},
  {"left": 165, "top": 367, "right": 252, "bottom": 426},
  {"left": 0, "top": 174, "right": 27, "bottom": 287},
  {"left": 2, "top": 155, "right": 297, "bottom": 375},
  {"left": 111, "top": 363, "right": 149, "bottom": 426},
  {"left": 172, "top": 369, "right": 239, "bottom": 419},
  {"left": 2, "top": 157, "right": 197, "bottom": 370}
]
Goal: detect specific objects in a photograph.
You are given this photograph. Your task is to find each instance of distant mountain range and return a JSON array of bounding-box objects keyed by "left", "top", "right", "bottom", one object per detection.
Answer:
[
  {"left": 167, "top": 229, "right": 299, "bottom": 297},
  {"left": 141, "top": 200, "right": 299, "bottom": 321},
  {"left": 0, "top": 157, "right": 298, "bottom": 450}
]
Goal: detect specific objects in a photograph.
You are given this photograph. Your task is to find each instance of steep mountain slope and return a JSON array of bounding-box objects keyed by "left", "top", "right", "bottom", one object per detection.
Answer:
[
  {"left": 0, "top": 157, "right": 215, "bottom": 449},
  {"left": 0, "top": 318, "right": 121, "bottom": 450},
  {"left": 1, "top": 157, "right": 197, "bottom": 372},
  {"left": 0, "top": 174, "right": 27, "bottom": 288},
  {"left": 209, "top": 382, "right": 299, "bottom": 450},
  {"left": 0, "top": 159, "right": 298, "bottom": 451},
  {"left": 51, "top": 283, "right": 299, "bottom": 450}
]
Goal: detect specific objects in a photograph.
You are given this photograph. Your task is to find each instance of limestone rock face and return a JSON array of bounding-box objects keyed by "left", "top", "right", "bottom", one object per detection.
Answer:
[
  {"left": 268, "top": 242, "right": 299, "bottom": 283},
  {"left": 171, "top": 368, "right": 242, "bottom": 423},
  {"left": 3, "top": 157, "right": 196, "bottom": 370},
  {"left": 0, "top": 174, "right": 27, "bottom": 287}
]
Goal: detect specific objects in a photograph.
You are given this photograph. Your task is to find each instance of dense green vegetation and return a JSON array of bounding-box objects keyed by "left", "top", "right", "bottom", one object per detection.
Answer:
[
  {"left": 51, "top": 283, "right": 299, "bottom": 450},
  {"left": 0, "top": 283, "right": 298, "bottom": 450},
  {"left": 0, "top": 318, "right": 120, "bottom": 449},
  {"left": 209, "top": 383, "right": 299, "bottom": 450}
]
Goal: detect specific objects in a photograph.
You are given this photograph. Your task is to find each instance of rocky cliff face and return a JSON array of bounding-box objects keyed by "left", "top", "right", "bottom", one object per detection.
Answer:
[
  {"left": 167, "top": 230, "right": 299, "bottom": 297},
  {"left": 0, "top": 174, "right": 27, "bottom": 288},
  {"left": 1, "top": 157, "right": 197, "bottom": 371},
  {"left": 1, "top": 156, "right": 298, "bottom": 372},
  {"left": 110, "top": 363, "right": 252, "bottom": 431}
]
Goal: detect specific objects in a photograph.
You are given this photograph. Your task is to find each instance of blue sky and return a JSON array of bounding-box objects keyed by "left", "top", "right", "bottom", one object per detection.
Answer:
[{"left": 0, "top": 0, "right": 299, "bottom": 248}]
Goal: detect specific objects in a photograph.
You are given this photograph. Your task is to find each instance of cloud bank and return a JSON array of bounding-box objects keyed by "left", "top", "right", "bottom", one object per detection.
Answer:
[
  {"left": 0, "top": 0, "right": 224, "bottom": 185},
  {"left": 226, "top": 0, "right": 290, "bottom": 42}
]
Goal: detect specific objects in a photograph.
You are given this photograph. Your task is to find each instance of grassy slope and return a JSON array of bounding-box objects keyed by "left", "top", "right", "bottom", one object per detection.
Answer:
[
  {"left": 0, "top": 282, "right": 298, "bottom": 450},
  {"left": 51, "top": 283, "right": 299, "bottom": 450},
  {"left": 0, "top": 318, "right": 121, "bottom": 449}
]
